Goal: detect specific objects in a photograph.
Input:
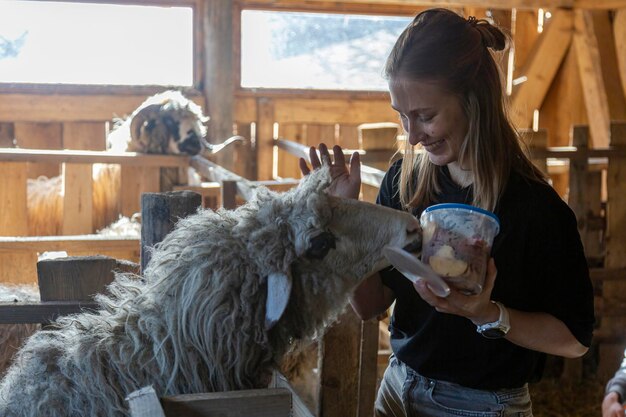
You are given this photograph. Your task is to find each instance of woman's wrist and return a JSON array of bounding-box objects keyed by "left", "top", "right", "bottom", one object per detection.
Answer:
[{"left": 470, "top": 300, "right": 500, "bottom": 325}]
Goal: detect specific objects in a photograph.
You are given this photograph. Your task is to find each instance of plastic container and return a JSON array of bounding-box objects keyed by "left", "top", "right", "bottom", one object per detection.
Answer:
[{"left": 420, "top": 203, "right": 500, "bottom": 295}]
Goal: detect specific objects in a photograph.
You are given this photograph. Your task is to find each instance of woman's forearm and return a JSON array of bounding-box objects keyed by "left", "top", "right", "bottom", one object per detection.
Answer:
[{"left": 505, "top": 308, "right": 588, "bottom": 358}]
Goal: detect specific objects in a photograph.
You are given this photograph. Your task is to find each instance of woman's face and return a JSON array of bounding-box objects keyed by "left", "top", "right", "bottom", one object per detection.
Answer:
[{"left": 389, "top": 77, "right": 469, "bottom": 166}]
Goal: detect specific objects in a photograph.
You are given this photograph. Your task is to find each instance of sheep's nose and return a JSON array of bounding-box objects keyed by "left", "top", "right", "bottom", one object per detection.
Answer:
[{"left": 179, "top": 134, "right": 202, "bottom": 155}]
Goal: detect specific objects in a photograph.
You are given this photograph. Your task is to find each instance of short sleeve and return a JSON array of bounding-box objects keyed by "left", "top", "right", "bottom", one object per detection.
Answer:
[{"left": 525, "top": 191, "right": 595, "bottom": 347}]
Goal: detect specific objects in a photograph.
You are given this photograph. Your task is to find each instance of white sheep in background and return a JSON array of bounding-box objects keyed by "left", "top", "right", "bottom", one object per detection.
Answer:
[
  {"left": 0, "top": 167, "right": 421, "bottom": 417},
  {"left": 26, "top": 90, "right": 244, "bottom": 235}
]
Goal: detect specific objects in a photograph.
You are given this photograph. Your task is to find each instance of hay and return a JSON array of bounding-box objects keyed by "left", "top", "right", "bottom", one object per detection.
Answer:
[
  {"left": 529, "top": 377, "right": 604, "bottom": 417},
  {"left": 26, "top": 176, "right": 63, "bottom": 236}
]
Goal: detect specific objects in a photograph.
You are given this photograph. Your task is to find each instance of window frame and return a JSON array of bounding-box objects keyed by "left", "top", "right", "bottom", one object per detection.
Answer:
[
  {"left": 235, "top": 1, "right": 419, "bottom": 99},
  {"left": 0, "top": 0, "right": 204, "bottom": 96}
]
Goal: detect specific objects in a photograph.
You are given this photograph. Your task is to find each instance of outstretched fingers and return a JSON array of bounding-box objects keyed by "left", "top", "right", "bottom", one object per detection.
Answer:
[
  {"left": 332, "top": 145, "right": 346, "bottom": 167},
  {"left": 349, "top": 151, "right": 361, "bottom": 182},
  {"left": 318, "top": 143, "right": 332, "bottom": 166},
  {"left": 299, "top": 158, "right": 311, "bottom": 176},
  {"left": 309, "top": 146, "right": 322, "bottom": 169}
]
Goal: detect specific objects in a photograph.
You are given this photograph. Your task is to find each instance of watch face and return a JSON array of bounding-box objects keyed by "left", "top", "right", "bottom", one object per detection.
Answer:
[{"left": 480, "top": 327, "right": 507, "bottom": 339}]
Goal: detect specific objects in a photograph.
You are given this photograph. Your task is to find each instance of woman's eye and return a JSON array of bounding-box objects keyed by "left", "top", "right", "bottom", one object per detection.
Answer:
[{"left": 305, "top": 232, "right": 336, "bottom": 259}]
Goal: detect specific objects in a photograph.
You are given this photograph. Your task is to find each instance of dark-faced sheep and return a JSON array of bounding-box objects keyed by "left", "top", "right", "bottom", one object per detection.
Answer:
[
  {"left": 0, "top": 166, "right": 420, "bottom": 417},
  {"left": 26, "top": 90, "right": 243, "bottom": 235}
]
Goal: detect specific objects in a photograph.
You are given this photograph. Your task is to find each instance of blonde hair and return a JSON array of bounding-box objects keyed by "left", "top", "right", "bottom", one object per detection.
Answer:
[{"left": 385, "top": 8, "right": 546, "bottom": 211}]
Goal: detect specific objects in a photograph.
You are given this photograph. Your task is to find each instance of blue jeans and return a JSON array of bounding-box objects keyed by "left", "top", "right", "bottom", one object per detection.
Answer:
[{"left": 375, "top": 355, "right": 533, "bottom": 417}]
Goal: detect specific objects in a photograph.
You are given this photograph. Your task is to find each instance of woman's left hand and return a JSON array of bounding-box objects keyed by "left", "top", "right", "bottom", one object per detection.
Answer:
[{"left": 413, "top": 258, "right": 499, "bottom": 324}]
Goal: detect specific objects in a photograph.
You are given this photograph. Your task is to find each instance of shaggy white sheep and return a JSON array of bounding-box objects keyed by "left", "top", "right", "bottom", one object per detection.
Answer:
[
  {"left": 0, "top": 167, "right": 420, "bottom": 417},
  {"left": 26, "top": 90, "right": 244, "bottom": 235}
]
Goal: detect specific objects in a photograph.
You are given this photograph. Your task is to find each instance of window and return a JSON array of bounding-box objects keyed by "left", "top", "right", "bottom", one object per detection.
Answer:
[
  {"left": 0, "top": 1, "right": 193, "bottom": 86},
  {"left": 241, "top": 10, "right": 412, "bottom": 91}
]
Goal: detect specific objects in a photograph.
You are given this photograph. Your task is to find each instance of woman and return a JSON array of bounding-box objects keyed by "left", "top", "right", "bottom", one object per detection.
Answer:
[{"left": 300, "top": 8, "right": 594, "bottom": 417}]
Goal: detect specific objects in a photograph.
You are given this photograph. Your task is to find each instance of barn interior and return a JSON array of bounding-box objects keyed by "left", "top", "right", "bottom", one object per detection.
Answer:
[{"left": 0, "top": 0, "right": 625, "bottom": 416}]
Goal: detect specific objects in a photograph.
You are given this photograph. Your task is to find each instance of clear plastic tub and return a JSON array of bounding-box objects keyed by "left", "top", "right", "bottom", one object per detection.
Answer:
[{"left": 420, "top": 203, "right": 500, "bottom": 295}]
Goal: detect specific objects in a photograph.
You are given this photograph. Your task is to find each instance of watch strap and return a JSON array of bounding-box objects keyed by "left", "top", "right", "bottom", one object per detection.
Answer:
[{"left": 476, "top": 301, "right": 510, "bottom": 338}]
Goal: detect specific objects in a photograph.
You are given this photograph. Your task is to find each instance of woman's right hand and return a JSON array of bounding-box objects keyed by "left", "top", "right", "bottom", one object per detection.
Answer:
[{"left": 299, "top": 143, "right": 361, "bottom": 200}]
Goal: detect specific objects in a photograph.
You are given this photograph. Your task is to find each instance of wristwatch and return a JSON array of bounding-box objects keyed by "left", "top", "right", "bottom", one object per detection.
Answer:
[{"left": 476, "top": 301, "right": 511, "bottom": 339}]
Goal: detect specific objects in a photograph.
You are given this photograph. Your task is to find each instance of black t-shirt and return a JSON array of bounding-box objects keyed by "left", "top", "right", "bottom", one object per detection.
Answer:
[{"left": 377, "top": 159, "right": 595, "bottom": 390}]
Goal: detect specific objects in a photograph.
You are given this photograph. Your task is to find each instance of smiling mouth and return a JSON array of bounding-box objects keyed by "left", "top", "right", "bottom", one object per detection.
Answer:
[{"left": 421, "top": 138, "right": 445, "bottom": 149}]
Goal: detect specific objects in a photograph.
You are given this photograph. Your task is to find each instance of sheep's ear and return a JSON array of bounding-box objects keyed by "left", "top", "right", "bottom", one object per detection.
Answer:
[{"left": 265, "top": 271, "right": 293, "bottom": 331}]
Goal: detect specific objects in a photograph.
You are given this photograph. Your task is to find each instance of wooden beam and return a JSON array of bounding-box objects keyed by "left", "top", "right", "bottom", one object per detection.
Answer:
[
  {"left": 0, "top": 93, "right": 206, "bottom": 123},
  {"left": 615, "top": 9, "right": 626, "bottom": 100},
  {"left": 0, "top": 149, "right": 189, "bottom": 167},
  {"left": 0, "top": 301, "right": 99, "bottom": 324},
  {"left": 574, "top": 10, "right": 610, "bottom": 148},
  {"left": 161, "top": 389, "right": 292, "bottom": 417},
  {"left": 241, "top": 0, "right": 626, "bottom": 11},
  {"left": 511, "top": 9, "right": 573, "bottom": 128},
  {"left": 273, "top": 98, "right": 396, "bottom": 125},
  {"left": 593, "top": 11, "right": 626, "bottom": 122},
  {"left": 0, "top": 236, "right": 139, "bottom": 254},
  {"left": 190, "top": 155, "right": 258, "bottom": 201},
  {"left": 511, "top": 9, "right": 540, "bottom": 80},
  {"left": 538, "top": 38, "right": 587, "bottom": 147}
]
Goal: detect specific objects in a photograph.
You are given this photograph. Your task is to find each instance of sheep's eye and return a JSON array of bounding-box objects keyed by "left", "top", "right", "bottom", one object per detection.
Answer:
[{"left": 305, "top": 232, "right": 336, "bottom": 259}]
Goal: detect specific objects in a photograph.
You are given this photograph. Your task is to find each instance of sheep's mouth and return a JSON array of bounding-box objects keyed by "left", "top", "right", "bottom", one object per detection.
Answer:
[{"left": 402, "top": 239, "right": 421, "bottom": 254}]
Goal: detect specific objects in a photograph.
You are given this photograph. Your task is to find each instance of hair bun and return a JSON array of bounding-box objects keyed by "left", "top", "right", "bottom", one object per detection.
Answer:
[{"left": 468, "top": 16, "right": 507, "bottom": 51}]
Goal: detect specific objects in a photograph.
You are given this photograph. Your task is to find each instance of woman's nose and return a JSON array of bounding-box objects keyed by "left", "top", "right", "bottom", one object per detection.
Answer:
[{"left": 407, "top": 123, "right": 427, "bottom": 146}]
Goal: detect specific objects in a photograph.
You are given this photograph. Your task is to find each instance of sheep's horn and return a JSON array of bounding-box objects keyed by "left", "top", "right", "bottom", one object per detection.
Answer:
[
  {"left": 129, "top": 103, "right": 163, "bottom": 142},
  {"left": 201, "top": 135, "right": 246, "bottom": 155}
]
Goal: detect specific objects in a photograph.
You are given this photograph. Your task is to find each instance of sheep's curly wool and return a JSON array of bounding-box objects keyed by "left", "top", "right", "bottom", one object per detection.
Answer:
[{"left": 0, "top": 167, "right": 420, "bottom": 417}]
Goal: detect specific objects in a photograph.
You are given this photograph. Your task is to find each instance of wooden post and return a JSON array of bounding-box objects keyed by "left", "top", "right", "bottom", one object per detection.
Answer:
[
  {"left": 15, "top": 122, "right": 62, "bottom": 180},
  {"left": 561, "top": 125, "right": 591, "bottom": 381},
  {"left": 202, "top": 0, "right": 235, "bottom": 172},
  {"left": 140, "top": 191, "right": 202, "bottom": 273},
  {"left": 120, "top": 166, "right": 161, "bottom": 218},
  {"left": 573, "top": 10, "right": 610, "bottom": 148},
  {"left": 615, "top": 10, "right": 626, "bottom": 100},
  {"left": 521, "top": 128, "right": 548, "bottom": 175},
  {"left": 358, "top": 123, "right": 400, "bottom": 171},
  {"left": 37, "top": 255, "right": 137, "bottom": 303},
  {"left": 319, "top": 307, "right": 362, "bottom": 417},
  {"left": 357, "top": 319, "right": 379, "bottom": 417},
  {"left": 598, "top": 121, "right": 626, "bottom": 380},
  {"left": 0, "top": 161, "right": 33, "bottom": 284},
  {"left": 221, "top": 180, "right": 238, "bottom": 210},
  {"left": 257, "top": 98, "right": 275, "bottom": 181}
]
